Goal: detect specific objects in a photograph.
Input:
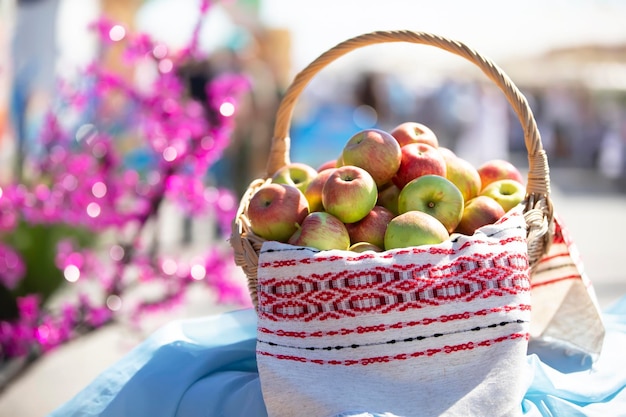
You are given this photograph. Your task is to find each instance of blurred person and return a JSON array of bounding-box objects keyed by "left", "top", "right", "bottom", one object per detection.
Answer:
[
  {"left": 454, "top": 81, "right": 510, "bottom": 167},
  {"left": 9, "top": 0, "right": 61, "bottom": 179},
  {"left": 353, "top": 71, "right": 390, "bottom": 129},
  {"left": 598, "top": 115, "right": 626, "bottom": 181}
]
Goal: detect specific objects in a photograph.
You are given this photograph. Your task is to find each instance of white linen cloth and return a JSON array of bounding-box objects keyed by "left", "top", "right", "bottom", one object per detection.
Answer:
[{"left": 256, "top": 208, "right": 531, "bottom": 417}]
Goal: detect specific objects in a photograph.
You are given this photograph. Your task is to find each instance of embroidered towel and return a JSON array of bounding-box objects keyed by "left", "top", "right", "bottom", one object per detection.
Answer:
[
  {"left": 529, "top": 212, "right": 605, "bottom": 367},
  {"left": 256, "top": 208, "right": 531, "bottom": 417}
]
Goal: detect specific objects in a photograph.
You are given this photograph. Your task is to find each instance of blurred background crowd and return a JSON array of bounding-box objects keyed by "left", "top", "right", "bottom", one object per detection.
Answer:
[
  {"left": 0, "top": 0, "right": 626, "bottom": 416},
  {"left": 3, "top": 0, "right": 626, "bottom": 192}
]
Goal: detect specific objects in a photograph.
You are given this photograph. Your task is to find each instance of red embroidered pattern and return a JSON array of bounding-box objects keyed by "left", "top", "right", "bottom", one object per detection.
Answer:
[
  {"left": 257, "top": 332, "right": 530, "bottom": 366},
  {"left": 259, "top": 236, "right": 526, "bottom": 270},
  {"left": 532, "top": 214, "right": 585, "bottom": 288},
  {"left": 258, "top": 303, "right": 531, "bottom": 339},
  {"left": 258, "top": 252, "right": 530, "bottom": 322}
]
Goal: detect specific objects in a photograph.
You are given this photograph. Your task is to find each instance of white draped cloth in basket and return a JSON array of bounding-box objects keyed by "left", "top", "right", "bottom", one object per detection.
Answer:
[{"left": 256, "top": 207, "right": 531, "bottom": 417}]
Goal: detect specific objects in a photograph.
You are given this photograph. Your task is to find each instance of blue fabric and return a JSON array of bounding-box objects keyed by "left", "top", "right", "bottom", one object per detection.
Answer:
[{"left": 50, "top": 296, "right": 626, "bottom": 417}]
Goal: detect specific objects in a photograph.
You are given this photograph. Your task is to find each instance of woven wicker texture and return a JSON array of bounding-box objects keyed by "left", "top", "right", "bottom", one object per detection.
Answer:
[{"left": 230, "top": 30, "right": 554, "bottom": 307}]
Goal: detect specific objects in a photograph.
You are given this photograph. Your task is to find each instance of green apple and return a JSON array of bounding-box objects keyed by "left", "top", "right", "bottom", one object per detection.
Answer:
[
  {"left": 479, "top": 179, "right": 526, "bottom": 212},
  {"left": 349, "top": 242, "right": 383, "bottom": 253},
  {"left": 288, "top": 212, "right": 350, "bottom": 251},
  {"left": 377, "top": 183, "right": 401, "bottom": 215},
  {"left": 477, "top": 159, "right": 524, "bottom": 191},
  {"left": 345, "top": 205, "right": 395, "bottom": 249},
  {"left": 440, "top": 151, "right": 482, "bottom": 202},
  {"left": 272, "top": 162, "right": 319, "bottom": 193},
  {"left": 392, "top": 143, "right": 447, "bottom": 190},
  {"left": 397, "top": 175, "right": 464, "bottom": 234},
  {"left": 384, "top": 210, "right": 449, "bottom": 250},
  {"left": 322, "top": 165, "right": 378, "bottom": 224},
  {"left": 390, "top": 121, "right": 439, "bottom": 148},
  {"left": 247, "top": 183, "right": 309, "bottom": 242},
  {"left": 304, "top": 168, "right": 335, "bottom": 212},
  {"left": 341, "top": 128, "right": 402, "bottom": 187},
  {"left": 454, "top": 195, "right": 506, "bottom": 236}
]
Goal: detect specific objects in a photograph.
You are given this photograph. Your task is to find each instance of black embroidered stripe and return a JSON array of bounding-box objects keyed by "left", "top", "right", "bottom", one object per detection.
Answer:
[{"left": 257, "top": 319, "right": 527, "bottom": 351}]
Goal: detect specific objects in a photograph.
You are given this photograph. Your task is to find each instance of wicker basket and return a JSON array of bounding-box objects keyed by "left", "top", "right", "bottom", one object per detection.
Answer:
[{"left": 230, "top": 30, "right": 554, "bottom": 307}]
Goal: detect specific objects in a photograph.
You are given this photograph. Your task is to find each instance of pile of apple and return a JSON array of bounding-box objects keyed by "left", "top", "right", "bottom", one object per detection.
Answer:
[{"left": 246, "top": 122, "right": 526, "bottom": 252}]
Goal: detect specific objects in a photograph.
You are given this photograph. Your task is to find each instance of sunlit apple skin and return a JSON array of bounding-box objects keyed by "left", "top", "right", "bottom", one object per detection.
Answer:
[
  {"left": 454, "top": 195, "right": 506, "bottom": 236},
  {"left": 345, "top": 205, "right": 395, "bottom": 249},
  {"left": 288, "top": 212, "right": 350, "bottom": 251},
  {"left": 479, "top": 179, "right": 526, "bottom": 212},
  {"left": 317, "top": 159, "right": 338, "bottom": 172},
  {"left": 384, "top": 211, "right": 449, "bottom": 250},
  {"left": 392, "top": 143, "right": 447, "bottom": 190},
  {"left": 397, "top": 175, "right": 464, "bottom": 234},
  {"left": 341, "top": 129, "right": 402, "bottom": 187},
  {"left": 477, "top": 159, "right": 524, "bottom": 191},
  {"left": 304, "top": 168, "right": 336, "bottom": 212},
  {"left": 377, "top": 183, "right": 401, "bottom": 215},
  {"left": 440, "top": 150, "right": 482, "bottom": 202},
  {"left": 437, "top": 146, "right": 457, "bottom": 160},
  {"left": 322, "top": 165, "right": 378, "bottom": 224},
  {"left": 349, "top": 242, "right": 383, "bottom": 253},
  {"left": 247, "top": 183, "right": 309, "bottom": 242},
  {"left": 390, "top": 121, "right": 439, "bottom": 148},
  {"left": 272, "top": 162, "right": 319, "bottom": 193}
]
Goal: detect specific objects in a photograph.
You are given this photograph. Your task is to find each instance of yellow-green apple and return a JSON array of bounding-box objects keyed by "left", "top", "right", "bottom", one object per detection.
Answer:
[
  {"left": 377, "top": 183, "right": 401, "bottom": 215},
  {"left": 477, "top": 159, "right": 524, "bottom": 191},
  {"left": 247, "top": 183, "right": 309, "bottom": 242},
  {"left": 441, "top": 151, "right": 482, "bottom": 202},
  {"left": 317, "top": 159, "right": 338, "bottom": 172},
  {"left": 392, "top": 143, "right": 447, "bottom": 189},
  {"left": 304, "top": 168, "right": 335, "bottom": 212},
  {"left": 288, "top": 212, "right": 350, "bottom": 251},
  {"left": 340, "top": 128, "right": 402, "bottom": 187},
  {"left": 345, "top": 205, "right": 395, "bottom": 249},
  {"left": 390, "top": 121, "right": 439, "bottom": 148},
  {"left": 349, "top": 242, "right": 383, "bottom": 253},
  {"left": 272, "top": 162, "right": 319, "bottom": 193},
  {"left": 397, "top": 175, "right": 464, "bottom": 233},
  {"left": 454, "top": 195, "right": 506, "bottom": 236},
  {"left": 322, "top": 165, "right": 378, "bottom": 223},
  {"left": 479, "top": 179, "right": 526, "bottom": 212},
  {"left": 384, "top": 210, "right": 449, "bottom": 250}
]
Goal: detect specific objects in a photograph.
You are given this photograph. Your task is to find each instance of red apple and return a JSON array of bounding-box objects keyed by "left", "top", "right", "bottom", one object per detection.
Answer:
[
  {"left": 349, "top": 242, "right": 383, "bottom": 253},
  {"left": 377, "top": 183, "right": 401, "bottom": 215},
  {"left": 341, "top": 128, "right": 402, "bottom": 187},
  {"left": 479, "top": 179, "right": 526, "bottom": 212},
  {"left": 390, "top": 121, "right": 439, "bottom": 148},
  {"left": 317, "top": 159, "right": 338, "bottom": 172},
  {"left": 247, "top": 183, "right": 309, "bottom": 242},
  {"left": 392, "top": 143, "right": 447, "bottom": 190},
  {"left": 384, "top": 211, "right": 449, "bottom": 250},
  {"left": 304, "top": 168, "right": 335, "bottom": 212},
  {"left": 441, "top": 151, "right": 482, "bottom": 202},
  {"left": 477, "top": 159, "right": 524, "bottom": 191},
  {"left": 397, "top": 175, "right": 464, "bottom": 234},
  {"left": 322, "top": 165, "right": 378, "bottom": 224},
  {"left": 345, "top": 205, "right": 395, "bottom": 249},
  {"left": 438, "top": 146, "right": 457, "bottom": 160},
  {"left": 454, "top": 195, "right": 506, "bottom": 236},
  {"left": 288, "top": 212, "right": 350, "bottom": 251},
  {"left": 272, "top": 162, "right": 319, "bottom": 193}
]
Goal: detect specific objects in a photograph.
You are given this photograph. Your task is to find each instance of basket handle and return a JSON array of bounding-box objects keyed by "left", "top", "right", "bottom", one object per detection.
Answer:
[{"left": 265, "top": 30, "right": 550, "bottom": 200}]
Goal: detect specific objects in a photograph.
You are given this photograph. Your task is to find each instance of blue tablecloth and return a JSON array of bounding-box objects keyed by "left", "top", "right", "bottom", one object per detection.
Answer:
[{"left": 49, "top": 296, "right": 626, "bottom": 417}]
